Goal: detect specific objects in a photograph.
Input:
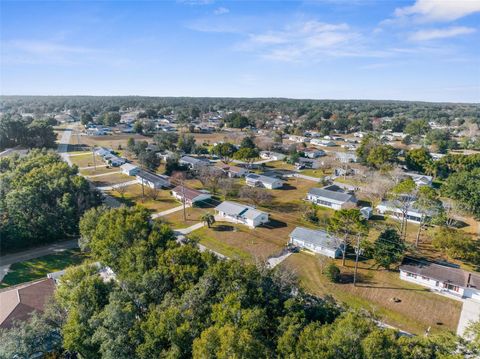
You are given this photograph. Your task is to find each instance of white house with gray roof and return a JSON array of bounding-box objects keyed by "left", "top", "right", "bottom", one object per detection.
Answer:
[
  {"left": 136, "top": 170, "right": 170, "bottom": 189},
  {"left": 289, "top": 227, "right": 344, "bottom": 258},
  {"left": 179, "top": 156, "right": 210, "bottom": 170},
  {"left": 215, "top": 201, "right": 269, "bottom": 228},
  {"left": 245, "top": 173, "right": 283, "bottom": 189},
  {"left": 306, "top": 185, "right": 357, "bottom": 210}
]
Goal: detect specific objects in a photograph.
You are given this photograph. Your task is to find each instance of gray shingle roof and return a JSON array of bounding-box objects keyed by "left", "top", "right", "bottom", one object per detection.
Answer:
[
  {"left": 400, "top": 258, "right": 480, "bottom": 288},
  {"left": 308, "top": 185, "right": 356, "bottom": 203},
  {"left": 215, "top": 201, "right": 266, "bottom": 219},
  {"left": 290, "top": 227, "right": 342, "bottom": 251},
  {"left": 246, "top": 173, "right": 281, "bottom": 185},
  {"left": 137, "top": 170, "right": 169, "bottom": 185}
]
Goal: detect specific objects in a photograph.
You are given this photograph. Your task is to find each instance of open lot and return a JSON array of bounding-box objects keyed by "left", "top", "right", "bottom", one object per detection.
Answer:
[
  {"left": 69, "top": 153, "right": 105, "bottom": 168},
  {"left": 108, "top": 184, "right": 179, "bottom": 213},
  {"left": 281, "top": 252, "right": 462, "bottom": 335},
  {"left": 88, "top": 172, "right": 132, "bottom": 187},
  {"left": 80, "top": 166, "right": 120, "bottom": 176},
  {"left": 161, "top": 206, "right": 212, "bottom": 229},
  {"left": 0, "top": 249, "right": 84, "bottom": 288},
  {"left": 74, "top": 133, "right": 151, "bottom": 151}
]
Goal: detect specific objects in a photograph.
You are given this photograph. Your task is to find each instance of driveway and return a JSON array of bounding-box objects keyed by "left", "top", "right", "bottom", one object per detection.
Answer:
[
  {"left": 457, "top": 298, "right": 480, "bottom": 336},
  {"left": 0, "top": 240, "right": 79, "bottom": 267},
  {"left": 97, "top": 180, "right": 138, "bottom": 191},
  {"left": 57, "top": 126, "right": 73, "bottom": 166}
]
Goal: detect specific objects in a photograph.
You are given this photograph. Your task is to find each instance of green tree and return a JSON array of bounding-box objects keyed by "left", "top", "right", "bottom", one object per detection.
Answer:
[
  {"left": 240, "top": 136, "right": 256, "bottom": 150},
  {"left": 405, "top": 119, "right": 429, "bottom": 137},
  {"left": 405, "top": 147, "right": 432, "bottom": 173},
  {"left": 328, "top": 209, "right": 368, "bottom": 266},
  {"left": 233, "top": 147, "right": 259, "bottom": 167},
  {"left": 373, "top": 228, "right": 405, "bottom": 269},
  {"left": 324, "top": 262, "right": 341, "bottom": 283},
  {"left": 442, "top": 168, "right": 480, "bottom": 219},
  {"left": 201, "top": 212, "right": 216, "bottom": 228},
  {"left": 138, "top": 150, "right": 160, "bottom": 171},
  {"left": 177, "top": 134, "right": 196, "bottom": 154},
  {"left": 211, "top": 142, "right": 237, "bottom": 164}
]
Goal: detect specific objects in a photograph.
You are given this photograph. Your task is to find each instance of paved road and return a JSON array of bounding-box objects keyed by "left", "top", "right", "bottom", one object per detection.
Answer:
[
  {"left": 175, "top": 222, "right": 205, "bottom": 235},
  {"left": 57, "top": 126, "right": 73, "bottom": 166},
  {"left": 0, "top": 240, "right": 79, "bottom": 267},
  {"left": 79, "top": 164, "right": 108, "bottom": 170},
  {"left": 457, "top": 298, "right": 480, "bottom": 336},
  {"left": 267, "top": 251, "right": 292, "bottom": 268},
  {"left": 286, "top": 173, "right": 323, "bottom": 183},
  {"left": 152, "top": 204, "right": 188, "bottom": 219}
]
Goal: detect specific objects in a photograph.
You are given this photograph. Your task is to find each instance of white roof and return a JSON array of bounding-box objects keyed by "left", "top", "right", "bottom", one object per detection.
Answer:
[{"left": 215, "top": 201, "right": 267, "bottom": 220}]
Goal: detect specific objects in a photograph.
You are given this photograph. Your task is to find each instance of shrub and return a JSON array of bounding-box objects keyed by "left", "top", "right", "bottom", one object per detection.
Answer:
[{"left": 324, "top": 262, "right": 341, "bottom": 283}]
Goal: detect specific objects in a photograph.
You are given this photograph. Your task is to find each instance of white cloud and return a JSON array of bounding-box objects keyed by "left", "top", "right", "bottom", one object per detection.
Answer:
[
  {"left": 8, "top": 40, "right": 99, "bottom": 56},
  {"left": 237, "top": 20, "right": 377, "bottom": 62},
  {"left": 394, "top": 0, "right": 480, "bottom": 22},
  {"left": 409, "top": 26, "right": 476, "bottom": 41},
  {"left": 213, "top": 7, "right": 229, "bottom": 15}
]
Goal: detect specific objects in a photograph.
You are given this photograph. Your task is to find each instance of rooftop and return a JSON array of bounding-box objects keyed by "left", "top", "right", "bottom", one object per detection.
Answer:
[
  {"left": 290, "top": 227, "right": 342, "bottom": 251},
  {"left": 308, "top": 185, "right": 356, "bottom": 203},
  {"left": 215, "top": 201, "right": 267, "bottom": 219}
]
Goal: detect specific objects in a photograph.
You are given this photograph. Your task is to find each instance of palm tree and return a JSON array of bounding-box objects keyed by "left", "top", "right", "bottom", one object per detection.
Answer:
[{"left": 201, "top": 213, "right": 215, "bottom": 228}]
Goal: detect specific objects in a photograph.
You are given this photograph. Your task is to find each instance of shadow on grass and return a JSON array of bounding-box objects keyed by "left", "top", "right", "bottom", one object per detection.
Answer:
[
  {"left": 281, "top": 184, "right": 297, "bottom": 191},
  {"left": 213, "top": 225, "right": 234, "bottom": 232},
  {"left": 264, "top": 219, "right": 288, "bottom": 229}
]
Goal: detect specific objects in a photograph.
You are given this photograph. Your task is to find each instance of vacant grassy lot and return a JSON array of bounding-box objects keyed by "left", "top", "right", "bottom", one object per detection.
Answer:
[
  {"left": 69, "top": 153, "right": 106, "bottom": 168},
  {"left": 108, "top": 184, "right": 179, "bottom": 213},
  {"left": 88, "top": 172, "right": 132, "bottom": 187},
  {"left": 191, "top": 216, "right": 294, "bottom": 262},
  {"left": 281, "top": 252, "right": 462, "bottom": 335},
  {"left": 194, "top": 132, "right": 245, "bottom": 145},
  {"left": 1, "top": 249, "right": 84, "bottom": 288},
  {"left": 78, "top": 133, "right": 151, "bottom": 151},
  {"left": 263, "top": 161, "right": 296, "bottom": 171}
]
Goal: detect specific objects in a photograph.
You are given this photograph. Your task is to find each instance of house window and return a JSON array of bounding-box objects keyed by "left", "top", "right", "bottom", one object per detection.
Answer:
[
  {"left": 316, "top": 199, "right": 333, "bottom": 207},
  {"left": 421, "top": 276, "right": 429, "bottom": 280},
  {"left": 406, "top": 272, "right": 417, "bottom": 278},
  {"left": 443, "top": 283, "right": 460, "bottom": 292}
]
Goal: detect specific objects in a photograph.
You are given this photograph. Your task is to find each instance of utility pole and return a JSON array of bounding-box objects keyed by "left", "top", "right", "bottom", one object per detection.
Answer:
[
  {"left": 353, "top": 234, "right": 363, "bottom": 286},
  {"left": 141, "top": 176, "right": 145, "bottom": 202},
  {"left": 181, "top": 180, "right": 187, "bottom": 221},
  {"left": 92, "top": 147, "right": 97, "bottom": 171}
]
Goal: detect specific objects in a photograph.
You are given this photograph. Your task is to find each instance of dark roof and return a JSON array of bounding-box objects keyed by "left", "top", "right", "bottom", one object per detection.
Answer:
[
  {"left": 400, "top": 258, "right": 480, "bottom": 288},
  {"left": 172, "top": 186, "right": 208, "bottom": 201},
  {"left": 136, "top": 170, "right": 169, "bottom": 184},
  {"left": 308, "top": 185, "right": 356, "bottom": 203},
  {"left": 0, "top": 279, "right": 55, "bottom": 329}
]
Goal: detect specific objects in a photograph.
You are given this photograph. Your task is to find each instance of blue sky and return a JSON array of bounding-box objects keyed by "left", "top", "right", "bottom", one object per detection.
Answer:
[{"left": 1, "top": 0, "right": 479, "bottom": 102}]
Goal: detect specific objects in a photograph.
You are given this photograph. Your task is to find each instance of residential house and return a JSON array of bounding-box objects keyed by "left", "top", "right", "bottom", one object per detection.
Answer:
[
  {"left": 399, "top": 258, "right": 480, "bottom": 300},
  {"left": 304, "top": 148, "right": 325, "bottom": 158},
  {"left": 336, "top": 152, "right": 358, "bottom": 163},
  {"left": 360, "top": 207, "right": 373, "bottom": 219},
  {"left": 376, "top": 200, "right": 439, "bottom": 223},
  {"left": 259, "top": 151, "right": 286, "bottom": 161},
  {"left": 136, "top": 170, "right": 170, "bottom": 189},
  {"left": 179, "top": 156, "right": 211, "bottom": 170},
  {"left": 215, "top": 201, "right": 269, "bottom": 228},
  {"left": 310, "top": 138, "right": 336, "bottom": 147},
  {"left": 289, "top": 227, "right": 344, "bottom": 258},
  {"left": 288, "top": 135, "right": 308, "bottom": 143},
  {"left": 220, "top": 164, "right": 248, "bottom": 178},
  {"left": 404, "top": 172, "right": 433, "bottom": 187},
  {"left": 0, "top": 278, "right": 55, "bottom": 329},
  {"left": 171, "top": 186, "right": 212, "bottom": 206},
  {"left": 295, "top": 157, "right": 321, "bottom": 169},
  {"left": 306, "top": 185, "right": 357, "bottom": 210},
  {"left": 245, "top": 173, "right": 284, "bottom": 189},
  {"left": 121, "top": 163, "right": 139, "bottom": 176}
]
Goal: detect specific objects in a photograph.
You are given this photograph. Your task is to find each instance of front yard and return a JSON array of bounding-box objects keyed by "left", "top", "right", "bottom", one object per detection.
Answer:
[
  {"left": 281, "top": 252, "right": 462, "bottom": 335},
  {"left": 107, "top": 184, "right": 179, "bottom": 213},
  {"left": 1, "top": 249, "right": 85, "bottom": 288}
]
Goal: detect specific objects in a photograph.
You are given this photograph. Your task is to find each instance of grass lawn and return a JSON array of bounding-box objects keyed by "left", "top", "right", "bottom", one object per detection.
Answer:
[
  {"left": 191, "top": 218, "right": 293, "bottom": 262},
  {"left": 161, "top": 206, "right": 212, "bottom": 229},
  {"left": 88, "top": 172, "right": 132, "bottom": 187},
  {"left": 281, "top": 252, "right": 462, "bottom": 335},
  {"left": 69, "top": 153, "right": 105, "bottom": 168},
  {"left": 1, "top": 249, "right": 85, "bottom": 288},
  {"left": 108, "top": 184, "right": 179, "bottom": 213},
  {"left": 79, "top": 133, "right": 151, "bottom": 151},
  {"left": 263, "top": 161, "right": 296, "bottom": 171},
  {"left": 299, "top": 169, "right": 326, "bottom": 178},
  {"left": 80, "top": 166, "right": 120, "bottom": 176}
]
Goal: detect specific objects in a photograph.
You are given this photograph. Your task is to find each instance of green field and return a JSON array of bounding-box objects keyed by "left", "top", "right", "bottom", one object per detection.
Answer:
[{"left": 1, "top": 249, "right": 85, "bottom": 288}]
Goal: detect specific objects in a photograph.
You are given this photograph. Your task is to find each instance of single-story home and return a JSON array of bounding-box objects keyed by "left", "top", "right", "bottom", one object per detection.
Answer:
[
  {"left": 335, "top": 152, "right": 358, "bottom": 163},
  {"left": 295, "top": 157, "right": 321, "bottom": 169},
  {"left": 94, "top": 147, "right": 112, "bottom": 157},
  {"left": 259, "top": 151, "right": 286, "bottom": 161},
  {"left": 306, "top": 185, "right": 357, "bottom": 210},
  {"left": 289, "top": 227, "right": 344, "bottom": 258},
  {"left": 136, "top": 170, "right": 170, "bottom": 189},
  {"left": 215, "top": 201, "right": 269, "bottom": 228},
  {"left": 310, "top": 138, "right": 336, "bottom": 147},
  {"left": 121, "top": 163, "right": 139, "bottom": 176},
  {"left": 171, "top": 186, "right": 212, "bottom": 206},
  {"left": 108, "top": 155, "right": 126, "bottom": 167},
  {"left": 0, "top": 278, "right": 55, "bottom": 329},
  {"left": 179, "top": 156, "right": 211, "bottom": 170},
  {"left": 399, "top": 258, "right": 480, "bottom": 300},
  {"left": 404, "top": 172, "right": 433, "bottom": 187},
  {"left": 220, "top": 165, "right": 248, "bottom": 178},
  {"left": 304, "top": 148, "right": 326, "bottom": 158},
  {"left": 376, "top": 200, "right": 438, "bottom": 223},
  {"left": 288, "top": 135, "right": 308, "bottom": 143},
  {"left": 245, "top": 173, "right": 284, "bottom": 189},
  {"left": 360, "top": 206, "right": 372, "bottom": 219}
]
